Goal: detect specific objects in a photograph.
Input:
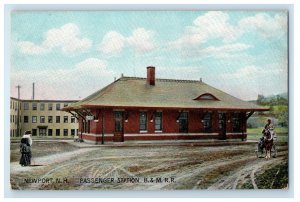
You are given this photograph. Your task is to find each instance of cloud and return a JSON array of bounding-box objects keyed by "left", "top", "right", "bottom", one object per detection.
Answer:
[
  {"left": 169, "top": 11, "right": 287, "bottom": 57},
  {"left": 10, "top": 58, "right": 114, "bottom": 100},
  {"left": 221, "top": 65, "right": 261, "bottom": 80},
  {"left": 186, "top": 43, "right": 252, "bottom": 58},
  {"left": 169, "top": 11, "right": 238, "bottom": 50},
  {"left": 217, "top": 63, "right": 287, "bottom": 100},
  {"left": 100, "top": 31, "right": 125, "bottom": 54},
  {"left": 17, "top": 23, "right": 92, "bottom": 55},
  {"left": 99, "top": 27, "right": 156, "bottom": 55},
  {"left": 75, "top": 57, "right": 107, "bottom": 70},
  {"left": 18, "top": 41, "right": 49, "bottom": 55},
  {"left": 238, "top": 13, "right": 287, "bottom": 39},
  {"left": 127, "top": 28, "right": 156, "bottom": 53}
]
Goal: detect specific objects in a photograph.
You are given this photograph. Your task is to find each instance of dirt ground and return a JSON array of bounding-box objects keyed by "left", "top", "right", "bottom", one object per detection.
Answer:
[{"left": 10, "top": 140, "right": 288, "bottom": 190}]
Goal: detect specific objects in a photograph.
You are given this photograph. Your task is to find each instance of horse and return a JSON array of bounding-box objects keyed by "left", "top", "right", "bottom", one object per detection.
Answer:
[{"left": 263, "top": 129, "right": 274, "bottom": 160}]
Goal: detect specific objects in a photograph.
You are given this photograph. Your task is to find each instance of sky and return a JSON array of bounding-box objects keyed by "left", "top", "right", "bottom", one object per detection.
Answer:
[{"left": 10, "top": 11, "right": 288, "bottom": 101}]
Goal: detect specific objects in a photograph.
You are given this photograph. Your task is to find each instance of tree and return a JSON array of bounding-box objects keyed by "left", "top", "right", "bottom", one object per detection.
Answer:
[{"left": 257, "top": 94, "right": 265, "bottom": 105}]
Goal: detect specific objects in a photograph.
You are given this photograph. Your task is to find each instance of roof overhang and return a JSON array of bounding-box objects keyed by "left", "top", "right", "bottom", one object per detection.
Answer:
[{"left": 62, "top": 104, "right": 270, "bottom": 112}]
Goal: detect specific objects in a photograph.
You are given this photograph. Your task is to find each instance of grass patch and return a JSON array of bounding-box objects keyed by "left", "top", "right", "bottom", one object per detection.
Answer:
[
  {"left": 247, "top": 127, "right": 288, "bottom": 142},
  {"left": 240, "top": 180, "right": 254, "bottom": 189},
  {"left": 247, "top": 127, "right": 288, "bottom": 134},
  {"left": 255, "top": 162, "right": 288, "bottom": 189}
]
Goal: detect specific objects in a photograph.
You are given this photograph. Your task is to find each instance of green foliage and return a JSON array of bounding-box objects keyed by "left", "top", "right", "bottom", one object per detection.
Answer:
[
  {"left": 247, "top": 127, "right": 288, "bottom": 142},
  {"left": 251, "top": 93, "right": 288, "bottom": 128},
  {"left": 255, "top": 163, "right": 288, "bottom": 189},
  {"left": 256, "top": 93, "right": 288, "bottom": 106}
]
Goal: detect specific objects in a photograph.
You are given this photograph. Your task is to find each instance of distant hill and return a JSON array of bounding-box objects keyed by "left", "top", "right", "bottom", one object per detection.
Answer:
[{"left": 248, "top": 92, "right": 288, "bottom": 106}]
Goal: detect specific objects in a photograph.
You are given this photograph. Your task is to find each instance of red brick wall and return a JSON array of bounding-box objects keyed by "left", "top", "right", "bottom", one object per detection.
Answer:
[
  {"left": 103, "top": 109, "right": 114, "bottom": 134},
  {"left": 79, "top": 109, "right": 247, "bottom": 137},
  {"left": 124, "top": 109, "right": 140, "bottom": 133},
  {"left": 226, "top": 112, "right": 233, "bottom": 133},
  {"left": 212, "top": 111, "right": 219, "bottom": 133},
  {"left": 163, "top": 110, "right": 180, "bottom": 133},
  {"left": 89, "top": 109, "right": 97, "bottom": 133},
  {"left": 188, "top": 111, "right": 201, "bottom": 133}
]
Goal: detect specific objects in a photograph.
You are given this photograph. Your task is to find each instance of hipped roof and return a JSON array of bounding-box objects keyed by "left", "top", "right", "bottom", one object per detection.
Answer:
[{"left": 63, "top": 77, "right": 269, "bottom": 111}]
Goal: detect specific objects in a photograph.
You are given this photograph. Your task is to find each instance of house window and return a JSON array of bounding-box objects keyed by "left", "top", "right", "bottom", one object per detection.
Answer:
[
  {"left": 155, "top": 112, "right": 162, "bottom": 131},
  {"left": 139, "top": 112, "right": 147, "bottom": 131},
  {"left": 48, "top": 116, "right": 53, "bottom": 123},
  {"left": 56, "top": 116, "right": 60, "bottom": 123},
  {"left": 56, "top": 103, "right": 61, "bottom": 110},
  {"left": 40, "top": 116, "right": 45, "bottom": 123},
  {"left": 24, "top": 102, "right": 29, "bottom": 110},
  {"left": 32, "top": 116, "right": 37, "bottom": 123},
  {"left": 24, "top": 116, "right": 28, "bottom": 123},
  {"left": 48, "top": 103, "right": 53, "bottom": 110},
  {"left": 71, "top": 116, "right": 76, "bottom": 123},
  {"left": 48, "top": 129, "right": 53, "bottom": 136},
  {"left": 32, "top": 103, "right": 37, "bottom": 110},
  {"left": 71, "top": 129, "right": 75, "bottom": 136},
  {"left": 63, "top": 129, "right": 68, "bottom": 136},
  {"left": 56, "top": 129, "right": 60, "bottom": 136},
  {"left": 203, "top": 112, "right": 212, "bottom": 132},
  {"left": 32, "top": 129, "right": 37, "bottom": 136},
  {"left": 178, "top": 112, "right": 188, "bottom": 133},
  {"left": 40, "top": 103, "right": 45, "bottom": 111},
  {"left": 114, "top": 111, "right": 123, "bottom": 132},
  {"left": 12, "top": 115, "right": 14, "bottom": 123},
  {"left": 64, "top": 116, "right": 68, "bottom": 123},
  {"left": 232, "top": 112, "right": 241, "bottom": 132},
  {"left": 218, "top": 113, "right": 226, "bottom": 130}
]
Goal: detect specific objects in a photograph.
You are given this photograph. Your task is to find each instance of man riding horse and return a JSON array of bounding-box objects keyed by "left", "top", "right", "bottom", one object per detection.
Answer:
[{"left": 259, "top": 119, "right": 275, "bottom": 159}]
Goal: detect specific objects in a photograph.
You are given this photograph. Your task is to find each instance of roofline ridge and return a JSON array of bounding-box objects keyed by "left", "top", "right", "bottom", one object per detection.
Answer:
[
  {"left": 156, "top": 78, "right": 202, "bottom": 83},
  {"left": 119, "top": 76, "right": 203, "bottom": 83}
]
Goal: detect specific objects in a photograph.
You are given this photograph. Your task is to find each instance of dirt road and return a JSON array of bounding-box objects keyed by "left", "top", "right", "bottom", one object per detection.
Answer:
[{"left": 10, "top": 141, "right": 288, "bottom": 190}]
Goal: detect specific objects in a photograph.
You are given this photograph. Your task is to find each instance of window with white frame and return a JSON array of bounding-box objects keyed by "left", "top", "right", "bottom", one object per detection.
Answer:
[
  {"left": 40, "top": 116, "right": 45, "bottom": 123},
  {"left": 32, "top": 103, "right": 37, "bottom": 110},
  {"left": 139, "top": 112, "right": 147, "bottom": 131},
  {"left": 32, "top": 116, "right": 37, "bottom": 123}
]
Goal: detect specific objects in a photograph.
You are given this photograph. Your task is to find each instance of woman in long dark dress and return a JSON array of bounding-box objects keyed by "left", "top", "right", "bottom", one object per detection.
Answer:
[{"left": 19, "top": 138, "right": 31, "bottom": 166}]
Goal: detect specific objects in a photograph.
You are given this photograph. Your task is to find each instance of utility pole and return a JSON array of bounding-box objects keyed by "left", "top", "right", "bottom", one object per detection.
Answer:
[
  {"left": 32, "top": 82, "right": 35, "bottom": 100},
  {"left": 16, "top": 85, "right": 21, "bottom": 137}
]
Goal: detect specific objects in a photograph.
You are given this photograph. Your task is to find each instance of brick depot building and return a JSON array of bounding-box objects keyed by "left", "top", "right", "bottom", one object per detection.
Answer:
[{"left": 63, "top": 66, "right": 268, "bottom": 143}]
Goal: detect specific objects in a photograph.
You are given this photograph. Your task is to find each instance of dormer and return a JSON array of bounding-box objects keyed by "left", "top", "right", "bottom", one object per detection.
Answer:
[{"left": 194, "top": 93, "right": 219, "bottom": 101}]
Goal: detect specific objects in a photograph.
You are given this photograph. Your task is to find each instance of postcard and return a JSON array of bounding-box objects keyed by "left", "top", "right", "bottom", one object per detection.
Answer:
[{"left": 9, "top": 10, "right": 288, "bottom": 191}]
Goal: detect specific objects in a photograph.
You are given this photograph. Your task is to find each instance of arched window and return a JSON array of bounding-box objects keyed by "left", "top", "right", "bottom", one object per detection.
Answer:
[{"left": 194, "top": 93, "right": 219, "bottom": 101}]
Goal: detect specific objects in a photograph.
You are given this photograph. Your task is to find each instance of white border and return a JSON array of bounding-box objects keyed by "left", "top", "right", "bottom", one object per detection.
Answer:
[{"left": 2, "top": 2, "right": 296, "bottom": 200}]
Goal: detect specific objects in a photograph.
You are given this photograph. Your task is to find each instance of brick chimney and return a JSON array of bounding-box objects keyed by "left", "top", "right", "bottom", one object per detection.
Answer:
[{"left": 147, "top": 66, "right": 155, "bottom": 86}]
